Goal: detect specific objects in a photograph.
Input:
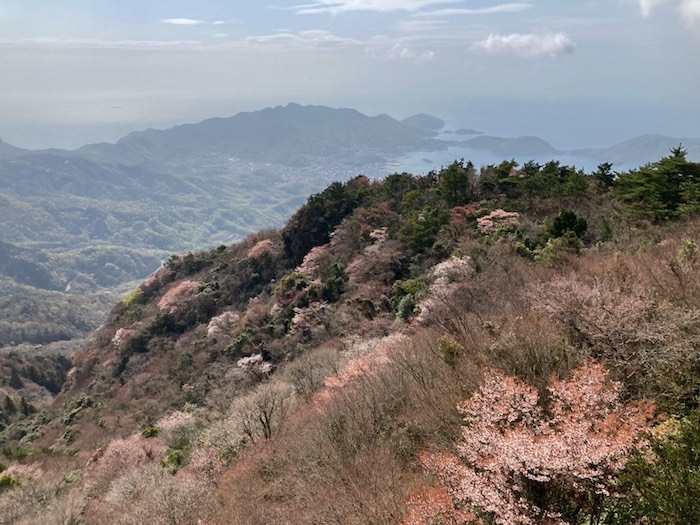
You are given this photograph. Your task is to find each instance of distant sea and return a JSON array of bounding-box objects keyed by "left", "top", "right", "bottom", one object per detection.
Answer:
[{"left": 390, "top": 146, "right": 604, "bottom": 176}]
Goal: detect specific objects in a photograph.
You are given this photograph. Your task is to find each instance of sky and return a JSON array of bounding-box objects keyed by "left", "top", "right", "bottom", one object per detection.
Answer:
[{"left": 0, "top": 0, "right": 699, "bottom": 150}]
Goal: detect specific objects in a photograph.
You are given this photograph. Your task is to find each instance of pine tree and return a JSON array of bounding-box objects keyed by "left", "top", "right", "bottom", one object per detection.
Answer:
[
  {"left": 3, "top": 396, "right": 17, "bottom": 416},
  {"left": 8, "top": 367, "right": 23, "bottom": 389}
]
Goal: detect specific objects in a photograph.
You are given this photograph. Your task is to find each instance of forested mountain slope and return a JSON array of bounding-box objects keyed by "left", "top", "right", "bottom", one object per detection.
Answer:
[
  {"left": 0, "top": 105, "right": 450, "bottom": 351},
  {"left": 3, "top": 106, "right": 699, "bottom": 353},
  {"left": 1, "top": 149, "right": 700, "bottom": 524}
]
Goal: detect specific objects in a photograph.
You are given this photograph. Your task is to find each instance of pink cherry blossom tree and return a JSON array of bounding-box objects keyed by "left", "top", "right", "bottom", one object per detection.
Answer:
[{"left": 406, "top": 361, "right": 655, "bottom": 525}]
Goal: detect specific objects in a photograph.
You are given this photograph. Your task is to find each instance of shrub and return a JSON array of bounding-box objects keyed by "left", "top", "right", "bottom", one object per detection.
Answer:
[
  {"left": 284, "top": 343, "right": 341, "bottom": 398},
  {"left": 532, "top": 269, "right": 700, "bottom": 408},
  {"left": 162, "top": 448, "right": 186, "bottom": 473},
  {"left": 438, "top": 335, "right": 464, "bottom": 368},
  {"left": 63, "top": 393, "right": 93, "bottom": 425},
  {"left": 234, "top": 382, "right": 294, "bottom": 443},
  {"left": 0, "top": 474, "right": 19, "bottom": 492},
  {"left": 62, "top": 425, "right": 79, "bottom": 443},
  {"left": 123, "top": 288, "right": 144, "bottom": 309},
  {"left": 141, "top": 426, "right": 161, "bottom": 439},
  {"left": 399, "top": 206, "right": 450, "bottom": 252},
  {"left": 608, "top": 411, "right": 700, "bottom": 524},
  {"left": 101, "top": 463, "right": 209, "bottom": 525},
  {"left": 396, "top": 294, "right": 418, "bottom": 322},
  {"left": 1, "top": 447, "right": 28, "bottom": 461}
]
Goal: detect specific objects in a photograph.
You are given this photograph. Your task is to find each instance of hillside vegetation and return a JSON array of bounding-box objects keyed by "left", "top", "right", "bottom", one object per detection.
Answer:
[
  {"left": 1, "top": 149, "right": 700, "bottom": 524},
  {"left": 0, "top": 104, "right": 447, "bottom": 351},
  {"left": 3, "top": 105, "right": 699, "bottom": 352}
]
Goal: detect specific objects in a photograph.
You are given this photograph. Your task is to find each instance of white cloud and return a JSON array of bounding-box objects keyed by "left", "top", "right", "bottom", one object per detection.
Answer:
[
  {"left": 636, "top": 0, "right": 700, "bottom": 26},
  {"left": 296, "top": 0, "right": 463, "bottom": 14},
  {"left": 680, "top": 0, "right": 700, "bottom": 24},
  {"left": 0, "top": 37, "right": 205, "bottom": 50},
  {"left": 245, "top": 29, "right": 358, "bottom": 47},
  {"left": 638, "top": 0, "right": 668, "bottom": 17},
  {"left": 365, "top": 35, "right": 435, "bottom": 61},
  {"left": 160, "top": 18, "right": 206, "bottom": 26},
  {"left": 398, "top": 19, "right": 447, "bottom": 31},
  {"left": 472, "top": 32, "right": 575, "bottom": 57},
  {"left": 416, "top": 3, "right": 532, "bottom": 16}
]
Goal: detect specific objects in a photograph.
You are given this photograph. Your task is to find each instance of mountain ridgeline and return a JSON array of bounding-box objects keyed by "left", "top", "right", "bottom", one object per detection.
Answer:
[
  {"left": 77, "top": 103, "right": 445, "bottom": 169},
  {"left": 1, "top": 145, "right": 700, "bottom": 523}
]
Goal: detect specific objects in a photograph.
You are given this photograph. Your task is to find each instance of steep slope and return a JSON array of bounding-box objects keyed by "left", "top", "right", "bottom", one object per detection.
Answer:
[
  {"left": 2, "top": 153, "right": 700, "bottom": 524},
  {"left": 0, "top": 105, "right": 450, "bottom": 350}
]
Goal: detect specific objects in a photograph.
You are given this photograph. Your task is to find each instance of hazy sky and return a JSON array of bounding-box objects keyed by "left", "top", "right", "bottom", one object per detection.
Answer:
[{"left": 1, "top": 0, "right": 699, "bottom": 149}]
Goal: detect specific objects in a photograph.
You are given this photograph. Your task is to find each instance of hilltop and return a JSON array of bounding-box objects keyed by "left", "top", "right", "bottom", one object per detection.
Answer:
[{"left": 1, "top": 149, "right": 700, "bottom": 523}]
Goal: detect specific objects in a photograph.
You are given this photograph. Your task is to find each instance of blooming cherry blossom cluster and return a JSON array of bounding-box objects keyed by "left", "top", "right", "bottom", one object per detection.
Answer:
[
  {"left": 156, "top": 410, "right": 196, "bottom": 434},
  {"left": 296, "top": 244, "right": 330, "bottom": 282},
  {"left": 476, "top": 209, "right": 520, "bottom": 235},
  {"left": 414, "top": 256, "right": 473, "bottom": 325},
  {"left": 247, "top": 239, "right": 276, "bottom": 260},
  {"left": 207, "top": 310, "right": 241, "bottom": 338},
  {"left": 84, "top": 435, "right": 167, "bottom": 492},
  {"left": 291, "top": 301, "right": 334, "bottom": 337},
  {"left": 313, "top": 334, "right": 408, "bottom": 411},
  {"left": 408, "top": 361, "right": 655, "bottom": 525},
  {"left": 111, "top": 327, "right": 133, "bottom": 348},
  {"left": 237, "top": 353, "right": 273, "bottom": 377},
  {"left": 157, "top": 280, "right": 200, "bottom": 313}
]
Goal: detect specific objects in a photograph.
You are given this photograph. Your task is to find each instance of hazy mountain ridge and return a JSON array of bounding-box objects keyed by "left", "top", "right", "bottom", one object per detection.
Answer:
[
  {"left": 76, "top": 103, "right": 445, "bottom": 169},
  {"left": 572, "top": 133, "right": 700, "bottom": 166},
  {"left": 2, "top": 105, "right": 699, "bottom": 169},
  {"left": 401, "top": 113, "right": 446, "bottom": 131},
  {"left": 0, "top": 240, "right": 60, "bottom": 291},
  {"left": 0, "top": 139, "right": 31, "bottom": 161},
  {"left": 463, "top": 134, "right": 559, "bottom": 156}
]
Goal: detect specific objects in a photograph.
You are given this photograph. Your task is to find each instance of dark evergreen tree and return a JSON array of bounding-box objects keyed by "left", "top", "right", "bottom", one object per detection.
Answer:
[
  {"left": 8, "top": 367, "right": 22, "bottom": 389},
  {"left": 3, "top": 396, "right": 16, "bottom": 416},
  {"left": 439, "top": 160, "right": 476, "bottom": 207},
  {"left": 549, "top": 210, "right": 588, "bottom": 239},
  {"left": 615, "top": 147, "right": 700, "bottom": 222}
]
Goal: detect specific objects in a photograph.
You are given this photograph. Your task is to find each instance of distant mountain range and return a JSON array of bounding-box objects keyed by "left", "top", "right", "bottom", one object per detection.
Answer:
[
  {"left": 571, "top": 134, "right": 700, "bottom": 167},
  {"left": 2, "top": 104, "right": 699, "bottom": 170},
  {"left": 71, "top": 103, "right": 445, "bottom": 169}
]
